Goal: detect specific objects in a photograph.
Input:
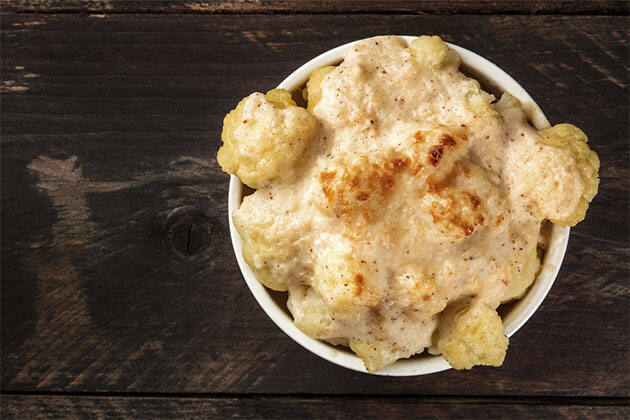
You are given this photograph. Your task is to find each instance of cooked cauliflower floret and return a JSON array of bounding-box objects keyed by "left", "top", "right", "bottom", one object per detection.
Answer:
[
  {"left": 464, "top": 78, "right": 496, "bottom": 117},
  {"left": 217, "top": 89, "right": 318, "bottom": 189},
  {"left": 408, "top": 35, "right": 461, "bottom": 69},
  {"left": 501, "top": 237, "right": 541, "bottom": 304},
  {"left": 493, "top": 92, "right": 522, "bottom": 113},
  {"left": 437, "top": 299, "right": 508, "bottom": 370},
  {"left": 350, "top": 338, "right": 406, "bottom": 373},
  {"left": 392, "top": 265, "right": 439, "bottom": 309},
  {"left": 288, "top": 286, "right": 336, "bottom": 339},
  {"left": 409, "top": 36, "right": 494, "bottom": 118},
  {"left": 264, "top": 88, "right": 296, "bottom": 108},
  {"left": 312, "top": 241, "right": 380, "bottom": 312},
  {"left": 234, "top": 199, "right": 309, "bottom": 291},
  {"left": 540, "top": 124, "right": 600, "bottom": 226},
  {"left": 499, "top": 95, "right": 599, "bottom": 226},
  {"left": 303, "top": 66, "right": 336, "bottom": 112}
]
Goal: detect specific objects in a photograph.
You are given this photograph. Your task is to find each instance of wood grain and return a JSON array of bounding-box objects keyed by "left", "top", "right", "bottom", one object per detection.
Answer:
[
  {"left": 4, "top": 0, "right": 629, "bottom": 15},
  {"left": 2, "top": 394, "right": 629, "bottom": 419},
  {"left": 2, "top": 12, "right": 628, "bottom": 399}
]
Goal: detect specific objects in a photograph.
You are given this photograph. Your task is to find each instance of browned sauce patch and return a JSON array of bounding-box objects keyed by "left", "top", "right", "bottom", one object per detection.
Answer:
[
  {"left": 319, "top": 170, "right": 336, "bottom": 183},
  {"left": 413, "top": 130, "right": 425, "bottom": 143},
  {"left": 411, "top": 161, "right": 424, "bottom": 175},
  {"left": 428, "top": 188, "right": 485, "bottom": 238},
  {"left": 428, "top": 145, "right": 443, "bottom": 166},
  {"left": 318, "top": 153, "right": 418, "bottom": 220},
  {"left": 386, "top": 156, "right": 410, "bottom": 172},
  {"left": 428, "top": 133, "right": 459, "bottom": 166},
  {"left": 319, "top": 170, "right": 337, "bottom": 201},
  {"left": 427, "top": 174, "right": 452, "bottom": 193},
  {"left": 468, "top": 193, "right": 481, "bottom": 209},
  {"left": 440, "top": 134, "right": 456, "bottom": 147},
  {"left": 354, "top": 273, "right": 365, "bottom": 296}
]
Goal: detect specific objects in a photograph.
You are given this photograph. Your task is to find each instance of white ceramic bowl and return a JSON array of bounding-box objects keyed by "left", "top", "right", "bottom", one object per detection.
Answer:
[{"left": 227, "top": 36, "right": 570, "bottom": 376}]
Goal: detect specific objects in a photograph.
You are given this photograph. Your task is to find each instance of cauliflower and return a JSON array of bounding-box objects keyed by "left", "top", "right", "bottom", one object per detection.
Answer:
[
  {"left": 234, "top": 201, "right": 306, "bottom": 292},
  {"left": 312, "top": 242, "right": 380, "bottom": 312},
  {"left": 350, "top": 338, "right": 406, "bottom": 373},
  {"left": 217, "top": 89, "right": 318, "bottom": 189},
  {"left": 437, "top": 299, "right": 508, "bottom": 370},
  {"left": 303, "top": 66, "right": 336, "bottom": 112},
  {"left": 408, "top": 35, "right": 461, "bottom": 69},
  {"left": 540, "top": 124, "right": 600, "bottom": 226},
  {"left": 288, "top": 286, "right": 336, "bottom": 339}
]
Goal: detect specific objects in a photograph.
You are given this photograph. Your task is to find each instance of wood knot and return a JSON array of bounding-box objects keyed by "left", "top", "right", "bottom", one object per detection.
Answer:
[{"left": 162, "top": 206, "right": 216, "bottom": 259}]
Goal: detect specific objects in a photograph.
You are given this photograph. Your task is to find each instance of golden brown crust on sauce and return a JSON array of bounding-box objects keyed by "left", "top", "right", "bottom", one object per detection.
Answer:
[
  {"left": 353, "top": 273, "right": 365, "bottom": 297},
  {"left": 440, "top": 134, "right": 457, "bottom": 148},
  {"left": 428, "top": 145, "right": 444, "bottom": 166},
  {"left": 318, "top": 154, "right": 416, "bottom": 219},
  {"left": 427, "top": 190, "right": 485, "bottom": 238}
]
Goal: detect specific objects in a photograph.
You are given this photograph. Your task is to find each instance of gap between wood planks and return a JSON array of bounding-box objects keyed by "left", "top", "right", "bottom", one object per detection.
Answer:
[
  {"left": 1, "top": 391, "right": 629, "bottom": 406},
  {"left": 3, "top": 0, "right": 630, "bottom": 15}
]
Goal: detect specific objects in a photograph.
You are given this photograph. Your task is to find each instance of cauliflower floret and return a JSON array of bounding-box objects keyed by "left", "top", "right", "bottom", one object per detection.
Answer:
[
  {"left": 463, "top": 78, "right": 496, "bottom": 118},
  {"left": 539, "top": 124, "right": 600, "bottom": 226},
  {"left": 408, "top": 35, "right": 461, "bottom": 69},
  {"left": 498, "top": 95, "right": 599, "bottom": 225},
  {"left": 500, "top": 237, "right": 541, "bottom": 304},
  {"left": 409, "top": 36, "right": 494, "bottom": 117},
  {"left": 350, "top": 338, "right": 406, "bottom": 373},
  {"left": 234, "top": 200, "right": 308, "bottom": 291},
  {"left": 217, "top": 89, "right": 318, "bottom": 189},
  {"left": 436, "top": 299, "right": 508, "bottom": 370},
  {"left": 392, "top": 265, "right": 441, "bottom": 309},
  {"left": 288, "top": 286, "right": 336, "bottom": 339},
  {"left": 303, "top": 66, "right": 336, "bottom": 112},
  {"left": 264, "top": 88, "right": 296, "bottom": 108},
  {"left": 312, "top": 242, "right": 380, "bottom": 312},
  {"left": 493, "top": 92, "right": 522, "bottom": 113}
]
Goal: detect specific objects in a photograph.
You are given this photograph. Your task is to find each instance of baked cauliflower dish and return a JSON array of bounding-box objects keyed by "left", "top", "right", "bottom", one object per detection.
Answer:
[{"left": 217, "top": 36, "right": 599, "bottom": 372}]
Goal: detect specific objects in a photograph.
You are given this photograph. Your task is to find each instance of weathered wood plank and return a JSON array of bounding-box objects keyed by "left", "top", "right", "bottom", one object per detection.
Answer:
[
  {"left": 2, "top": 13, "right": 628, "bottom": 396},
  {"left": 3, "top": 0, "right": 629, "bottom": 15},
  {"left": 2, "top": 395, "right": 629, "bottom": 419}
]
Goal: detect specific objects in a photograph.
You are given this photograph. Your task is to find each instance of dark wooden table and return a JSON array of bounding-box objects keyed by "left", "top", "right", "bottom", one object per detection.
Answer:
[{"left": 2, "top": 1, "right": 629, "bottom": 418}]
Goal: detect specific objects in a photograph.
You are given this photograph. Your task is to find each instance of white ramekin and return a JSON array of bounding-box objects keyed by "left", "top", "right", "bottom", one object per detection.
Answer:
[{"left": 227, "top": 36, "right": 570, "bottom": 376}]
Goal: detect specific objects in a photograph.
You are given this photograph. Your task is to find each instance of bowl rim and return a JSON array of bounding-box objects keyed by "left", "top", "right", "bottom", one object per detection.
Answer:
[{"left": 227, "top": 35, "right": 570, "bottom": 376}]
